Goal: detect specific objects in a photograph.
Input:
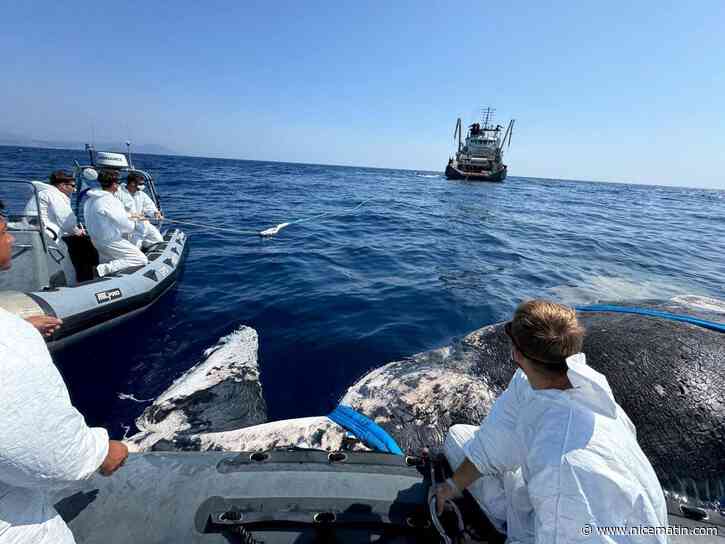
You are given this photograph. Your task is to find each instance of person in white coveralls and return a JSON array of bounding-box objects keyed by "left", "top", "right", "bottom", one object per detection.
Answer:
[
  {"left": 83, "top": 169, "right": 149, "bottom": 277},
  {"left": 0, "top": 202, "right": 128, "bottom": 544},
  {"left": 23, "top": 170, "right": 87, "bottom": 284},
  {"left": 436, "top": 300, "right": 668, "bottom": 543},
  {"left": 116, "top": 171, "right": 164, "bottom": 248}
]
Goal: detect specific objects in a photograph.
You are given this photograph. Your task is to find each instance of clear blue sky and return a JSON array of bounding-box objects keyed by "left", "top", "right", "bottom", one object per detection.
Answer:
[{"left": 2, "top": 1, "right": 723, "bottom": 188}]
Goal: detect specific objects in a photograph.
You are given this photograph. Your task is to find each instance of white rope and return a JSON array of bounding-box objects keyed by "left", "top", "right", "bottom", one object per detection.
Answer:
[
  {"left": 161, "top": 218, "right": 259, "bottom": 236},
  {"left": 164, "top": 198, "right": 372, "bottom": 238}
]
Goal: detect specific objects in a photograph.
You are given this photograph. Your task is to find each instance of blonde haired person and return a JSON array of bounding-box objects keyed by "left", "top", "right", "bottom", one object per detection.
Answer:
[{"left": 437, "top": 300, "right": 667, "bottom": 543}]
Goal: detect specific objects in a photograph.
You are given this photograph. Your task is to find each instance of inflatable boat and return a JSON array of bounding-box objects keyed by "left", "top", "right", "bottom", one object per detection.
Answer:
[
  {"left": 52, "top": 449, "right": 724, "bottom": 543},
  {"left": 0, "top": 145, "right": 187, "bottom": 351}
]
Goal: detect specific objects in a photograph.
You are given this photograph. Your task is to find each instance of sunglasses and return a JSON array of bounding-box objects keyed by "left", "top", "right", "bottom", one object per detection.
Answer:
[{"left": 504, "top": 321, "right": 566, "bottom": 366}]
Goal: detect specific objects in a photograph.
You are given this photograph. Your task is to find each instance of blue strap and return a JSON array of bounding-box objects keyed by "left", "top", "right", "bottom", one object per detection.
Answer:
[
  {"left": 576, "top": 304, "right": 725, "bottom": 333},
  {"left": 328, "top": 404, "right": 404, "bottom": 455}
]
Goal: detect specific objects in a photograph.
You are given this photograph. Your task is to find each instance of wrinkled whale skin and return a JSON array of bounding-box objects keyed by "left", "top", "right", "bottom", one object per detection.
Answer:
[
  {"left": 342, "top": 297, "right": 725, "bottom": 502},
  {"left": 141, "top": 416, "right": 370, "bottom": 453},
  {"left": 128, "top": 297, "right": 725, "bottom": 504},
  {"left": 129, "top": 326, "right": 267, "bottom": 449}
]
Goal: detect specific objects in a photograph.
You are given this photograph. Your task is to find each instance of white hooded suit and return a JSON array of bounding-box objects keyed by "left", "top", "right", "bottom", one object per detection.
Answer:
[
  {"left": 0, "top": 308, "right": 109, "bottom": 543},
  {"left": 116, "top": 186, "right": 163, "bottom": 248},
  {"left": 24, "top": 182, "right": 80, "bottom": 237},
  {"left": 83, "top": 189, "right": 148, "bottom": 277},
  {"left": 24, "top": 182, "right": 81, "bottom": 285},
  {"left": 444, "top": 354, "right": 667, "bottom": 543}
]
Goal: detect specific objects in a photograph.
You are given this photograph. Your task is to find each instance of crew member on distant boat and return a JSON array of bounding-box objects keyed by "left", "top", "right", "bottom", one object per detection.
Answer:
[
  {"left": 83, "top": 169, "right": 149, "bottom": 277},
  {"left": 117, "top": 172, "right": 163, "bottom": 248},
  {"left": 23, "top": 170, "right": 91, "bottom": 284},
  {"left": 24, "top": 170, "right": 82, "bottom": 237}
]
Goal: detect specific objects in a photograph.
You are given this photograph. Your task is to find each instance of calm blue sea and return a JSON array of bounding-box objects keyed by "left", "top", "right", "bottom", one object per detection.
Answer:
[{"left": 1, "top": 146, "right": 723, "bottom": 436}]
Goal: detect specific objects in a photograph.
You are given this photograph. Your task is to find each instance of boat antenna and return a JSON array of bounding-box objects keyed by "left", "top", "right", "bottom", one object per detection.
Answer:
[{"left": 85, "top": 143, "right": 95, "bottom": 165}]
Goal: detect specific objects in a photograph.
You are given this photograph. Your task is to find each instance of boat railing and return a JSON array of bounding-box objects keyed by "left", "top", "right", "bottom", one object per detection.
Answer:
[{"left": 0, "top": 179, "right": 57, "bottom": 292}]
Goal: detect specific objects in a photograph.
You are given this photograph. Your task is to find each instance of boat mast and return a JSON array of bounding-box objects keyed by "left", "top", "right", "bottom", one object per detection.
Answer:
[
  {"left": 481, "top": 107, "right": 495, "bottom": 129},
  {"left": 126, "top": 141, "right": 134, "bottom": 169},
  {"left": 85, "top": 143, "right": 96, "bottom": 165}
]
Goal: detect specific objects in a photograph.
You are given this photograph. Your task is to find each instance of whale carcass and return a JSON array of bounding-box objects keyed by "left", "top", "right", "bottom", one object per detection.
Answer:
[
  {"left": 53, "top": 297, "right": 725, "bottom": 542},
  {"left": 342, "top": 296, "right": 725, "bottom": 503},
  {"left": 129, "top": 326, "right": 267, "bottom": 450}
]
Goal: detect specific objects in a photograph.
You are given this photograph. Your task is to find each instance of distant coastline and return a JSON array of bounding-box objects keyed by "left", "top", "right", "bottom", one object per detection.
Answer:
[{"left": 0, "top": 136, "right": 174, "bottom": 157}]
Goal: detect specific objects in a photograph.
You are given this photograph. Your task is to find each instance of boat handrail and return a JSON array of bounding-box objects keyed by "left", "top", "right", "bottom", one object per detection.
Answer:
[{"left": 0, "top": 178, "right": 50, "bottom": 253}]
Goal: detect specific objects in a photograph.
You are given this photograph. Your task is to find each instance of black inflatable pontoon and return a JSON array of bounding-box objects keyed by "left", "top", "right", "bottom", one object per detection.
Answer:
[{"left": 52, "top": 450, "right": 724, "bottom": 543}]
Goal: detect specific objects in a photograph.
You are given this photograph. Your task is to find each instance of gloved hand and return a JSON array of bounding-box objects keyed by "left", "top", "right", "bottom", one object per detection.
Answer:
[{"left": 435, "top": 478, "right": 462, "bottom": 514}]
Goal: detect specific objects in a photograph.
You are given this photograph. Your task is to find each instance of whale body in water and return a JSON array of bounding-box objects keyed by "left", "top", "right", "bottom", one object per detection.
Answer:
[
  {"left": 56, "top": 297, "right": 725, "bottom": 542},
  {"left": 128, "top": 297, "right": 725, "bottom": 505},
  {"left": 342, "top": 296, "right": 725, "bottom": 504}
]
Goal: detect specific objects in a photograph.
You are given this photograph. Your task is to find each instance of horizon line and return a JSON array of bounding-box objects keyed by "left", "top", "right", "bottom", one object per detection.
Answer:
[{"left": 1, "top": 143, "right": 720, "bottom": 192}]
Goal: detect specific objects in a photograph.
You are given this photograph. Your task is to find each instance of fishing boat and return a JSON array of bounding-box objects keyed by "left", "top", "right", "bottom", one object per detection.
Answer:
[
  {"left": 445, "top": 108, "right": 514, "bottom": 182},
  {"left": 0, "top": 144, "right": 188, "bottom": 351}
]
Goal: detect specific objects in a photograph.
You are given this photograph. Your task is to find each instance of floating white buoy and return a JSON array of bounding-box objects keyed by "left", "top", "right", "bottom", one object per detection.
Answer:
[
  {"left": 259, "top": 223, "right": 290, "bottom": 237},
  {"left": 165, "top": 198, "right": 372, "bottom": 238}
]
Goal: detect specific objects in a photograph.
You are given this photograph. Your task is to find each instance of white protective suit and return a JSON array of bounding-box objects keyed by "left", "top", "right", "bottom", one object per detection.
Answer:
[
  {"left": 444, "top": 354, "right": 667, "bottom": 544},
  {"left": 24, "top": 182, "right": 81, "bottom": 285},
  {"left": 0, "top": 308, "right": 109, "bottom": 543},
  {"left": 23, "top": 182, "right": 80, "bottom": 237},
  {"left": 116, "top": 185, "right": 163, "bottom": 248},
  {"left": 83, "top": 189, "right": 148, "bottom": 277}
]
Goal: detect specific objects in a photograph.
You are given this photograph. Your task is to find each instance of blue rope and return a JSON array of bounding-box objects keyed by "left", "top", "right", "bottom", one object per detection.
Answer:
[
  {"left": 576, "top": 304, "right": 725, "bottom": 333},
  {"left": 328, "top": 404, "right": 404, "bottom": 455}
]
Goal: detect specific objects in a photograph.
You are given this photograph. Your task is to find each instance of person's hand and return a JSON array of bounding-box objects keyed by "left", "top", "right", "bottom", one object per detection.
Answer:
[
  {"left": 435, "top": 480, "right": 458, "bottom": 515},
  {"left": 25, "top": 315, "right": 62, "bottom": 337},
  {"left": 154, "top": 211, "right": 163, "bottom": 220},
  {"left": 100, "top": 440, "right": 128, "bottom": 476}
]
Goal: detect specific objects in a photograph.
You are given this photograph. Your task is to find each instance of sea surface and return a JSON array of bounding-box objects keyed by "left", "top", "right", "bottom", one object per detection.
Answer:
[{"left": 1, "top": 146, "right": 723, "bottom": 436}]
